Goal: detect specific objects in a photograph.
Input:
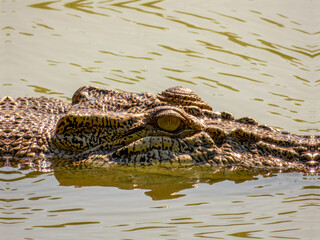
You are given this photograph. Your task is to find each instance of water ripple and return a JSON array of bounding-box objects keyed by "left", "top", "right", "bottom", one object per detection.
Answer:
[{"left": 2, "top": 0, "right": 319, "bottom": 134}]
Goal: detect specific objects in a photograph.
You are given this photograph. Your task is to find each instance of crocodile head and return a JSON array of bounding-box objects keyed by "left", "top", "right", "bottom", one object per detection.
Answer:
[
  {"left": 2, "top": 85, "right": 318, "bottom": 172},
  {"left": 51, "top": 86, "right": 220, "bottom": 167},
  {"left": 50, "top": 86, "right": 320, "bottom": 172}
]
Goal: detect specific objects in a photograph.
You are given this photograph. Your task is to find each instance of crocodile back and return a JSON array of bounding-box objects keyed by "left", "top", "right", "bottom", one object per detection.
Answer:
[{"left": 0, "top": 96, "right": 71, "bottom": 164}]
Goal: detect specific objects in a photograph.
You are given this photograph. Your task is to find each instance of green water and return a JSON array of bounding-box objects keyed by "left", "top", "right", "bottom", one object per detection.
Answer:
[
  {"left": 1, "top": 0, "right": 320, "bottom": 239},
  {"left": 2, "top": 168, "right": 319, "bottom": 239}
]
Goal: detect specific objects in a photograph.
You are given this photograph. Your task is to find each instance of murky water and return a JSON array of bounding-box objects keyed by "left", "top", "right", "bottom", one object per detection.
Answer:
[
  {"left": 1, "top": 0, "right": 320, "bottom": 239},
  {"left": 1, "top": 168, "right": 320, "bottom": 239},
  {"left": 2, "top": 0, "right": 319, "bottom": 133}
]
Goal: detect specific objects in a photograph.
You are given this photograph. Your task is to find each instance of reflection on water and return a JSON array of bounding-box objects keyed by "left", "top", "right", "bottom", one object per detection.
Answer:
[
  {"left": 1, "top": 166, "right": 319, "bottom": 239},
  {"left": 1, "top": 0, "right": 319, "bottom": 133},
  {"left": 53, "top": 167, "right": 264, "bottom": 200}
]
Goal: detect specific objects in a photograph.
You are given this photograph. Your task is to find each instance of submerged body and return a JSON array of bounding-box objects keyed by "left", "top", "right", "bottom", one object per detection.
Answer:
[{"left": 0, "top": 86, "right": 319, "bottom": 172}]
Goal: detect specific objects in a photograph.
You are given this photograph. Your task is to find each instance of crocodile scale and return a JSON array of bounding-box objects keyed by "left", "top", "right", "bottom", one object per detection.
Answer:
[{"left": 0, "top": 86, "right": 319, "bottom": 172}]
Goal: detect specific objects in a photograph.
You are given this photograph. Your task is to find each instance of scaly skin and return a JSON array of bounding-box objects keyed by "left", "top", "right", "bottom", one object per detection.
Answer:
[{"left": 0, "top": 86, "right": 319, "bottom": 172}]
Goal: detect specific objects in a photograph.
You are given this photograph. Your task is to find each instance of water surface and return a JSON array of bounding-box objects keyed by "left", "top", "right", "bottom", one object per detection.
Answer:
[
  {"left": 2, "top": 0, "right": 319, "bottom": 133},
  {"left": 1, "top": 168, "right": 320, "bottom": 239}
]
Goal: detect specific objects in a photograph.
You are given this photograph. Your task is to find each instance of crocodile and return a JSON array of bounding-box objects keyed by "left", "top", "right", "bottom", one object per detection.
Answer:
[{"left": 0, "top": 86, "right": 319, "bottom": 173}]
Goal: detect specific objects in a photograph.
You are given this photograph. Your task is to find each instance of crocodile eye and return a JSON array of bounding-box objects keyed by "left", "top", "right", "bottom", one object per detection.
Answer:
[{"left": 157, "top": 115, "right": 181, "bottom": 132}]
